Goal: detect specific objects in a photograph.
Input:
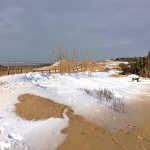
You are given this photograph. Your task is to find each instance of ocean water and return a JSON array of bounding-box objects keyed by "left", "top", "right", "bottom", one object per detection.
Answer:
[{"left": 0, "top": 61, "right": 52, "bottom": 66}]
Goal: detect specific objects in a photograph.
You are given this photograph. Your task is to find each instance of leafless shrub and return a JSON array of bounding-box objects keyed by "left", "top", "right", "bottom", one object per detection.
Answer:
[
  {"left": 80, "top": 87, "right": 93, "bottom": 95},
  {"left": 79, "top": 87, "right": 125, "bottom": 112},
  {"left": 111, "top": 98, "right": 125, "bottom": 112},
  {"left": 94, "top": 87, "right": 103, "bottom": 101},
  {"left": 51, "top": 44, "right": 96, "bottom": 76},
  {"left": 105, "top": 89, "right": 114, "bottom": 102}
]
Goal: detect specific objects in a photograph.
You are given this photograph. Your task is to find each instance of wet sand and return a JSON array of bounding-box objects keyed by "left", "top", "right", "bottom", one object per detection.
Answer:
[{"left": 15, "top": 94, "right": 150, "bottom": 150}]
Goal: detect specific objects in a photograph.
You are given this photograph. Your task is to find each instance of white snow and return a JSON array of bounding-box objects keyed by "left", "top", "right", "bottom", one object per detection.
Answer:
[
  {"left": 51, "top": 61, "right": 61, "bottom": 67},
  {"left": 0, "top": 70, "right": 150, "bottom": 149},
  {"left": 0, "top": 141, "right": 11, "bottom": 148},
  {"left": 8, "top": 134, "right": 22, "bottom": 141},
  {"left": 99, "top": 61, "right": 129, "bottom": 69}
]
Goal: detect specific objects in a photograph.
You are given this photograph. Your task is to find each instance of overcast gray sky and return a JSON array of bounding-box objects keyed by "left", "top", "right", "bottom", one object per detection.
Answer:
[{"left": 0, "top": 0, "right": 150, "bottom": 61}]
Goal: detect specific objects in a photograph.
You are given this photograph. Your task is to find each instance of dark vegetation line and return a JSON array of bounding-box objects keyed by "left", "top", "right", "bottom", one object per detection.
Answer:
[
  {"left": 119, "top": 51, "right": 150, "bottom": 78},
  {"left": 114, "top": 57, "right": 138, "bottom": 61}
]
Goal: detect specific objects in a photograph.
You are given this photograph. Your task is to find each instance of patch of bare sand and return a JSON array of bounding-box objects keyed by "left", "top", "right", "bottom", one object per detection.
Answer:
[
  {"left": 88, "top": 66, "right": 107, "bottom": 72},
  {"left": 0, "top": 82, "right": 5, "bottom": 86},
  {"left": 110, "top": 74, "right": 128, "bottom": 77},
  {"left": 57, "top": 109, "right": 150, "bottom": 150},
  {"left": 36, "top": 61, "right": 81, "bottom": 70},
  {"left": 34, "top": 61, "right": 110, "bottom": 73},
  {"left": 15, "top": 94, "right": 69, "bottom": 120},
  {"left": 15, "top": 94, "right": 150, "bottom": 150}
]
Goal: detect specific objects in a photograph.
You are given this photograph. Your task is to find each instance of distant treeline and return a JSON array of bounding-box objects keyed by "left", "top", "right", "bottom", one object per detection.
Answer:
[
  {"left": 119, "top": 51, "right": 150, "bottom": 78},
  {"left": 113, "top": 57, "right": 139, "bottom": 61}
]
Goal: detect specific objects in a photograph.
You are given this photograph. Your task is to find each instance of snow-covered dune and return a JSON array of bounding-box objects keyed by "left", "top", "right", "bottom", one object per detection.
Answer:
[{"left": 0, "top": 71, "right": 150, "bottom": 149}]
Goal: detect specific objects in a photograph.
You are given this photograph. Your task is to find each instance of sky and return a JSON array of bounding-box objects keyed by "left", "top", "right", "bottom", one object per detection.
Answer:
[{"left": 0, "top": 0, "right": 150, "bottom": 62}]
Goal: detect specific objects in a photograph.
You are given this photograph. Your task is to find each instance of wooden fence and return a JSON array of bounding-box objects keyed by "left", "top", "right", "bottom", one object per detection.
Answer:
[
  {"left": 0, "top": 66, "right": 34, "bottom": 76},
  {"left": 33, "top": 61, "right": 95, "bottom": 73},
  {"left": 0, "top": 62, "right": 95, "bottom": 76}
]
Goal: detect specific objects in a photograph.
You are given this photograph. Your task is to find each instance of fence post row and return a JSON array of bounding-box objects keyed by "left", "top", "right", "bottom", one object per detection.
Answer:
[
  {"left": 0, "top": 61, "right": 97, "bottom": 76},
  {"left": 0, "top": 66, "right": 35, "bottom": 76}
]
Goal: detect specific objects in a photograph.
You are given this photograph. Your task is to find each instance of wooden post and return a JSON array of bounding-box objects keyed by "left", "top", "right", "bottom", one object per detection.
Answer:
[
  {"left": 32, "top": 67, "right": 34, "bottom": 72},
  {"left": 49, "top": 70, "right": 50, "bottom": 73},
  {"left": 7, "top": 66, "right": 9, "bottom": 75},
  {"left": 20, "top": 67, "right": 22, "bottom": 74}
]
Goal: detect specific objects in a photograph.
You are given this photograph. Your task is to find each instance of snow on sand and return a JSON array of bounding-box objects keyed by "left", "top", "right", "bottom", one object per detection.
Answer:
[{"left": 0, "top": 71, "right": 150, "bottom": 149}]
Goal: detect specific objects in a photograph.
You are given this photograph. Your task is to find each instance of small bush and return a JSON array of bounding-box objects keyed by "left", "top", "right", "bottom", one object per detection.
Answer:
[
  {"left": 79, "top": 87, "right": 124, "bottom": 112},
  {"left": 80, "top": 87, "right": 93, "bottom": 95},
  {"left": 119, "top": 63, "right": 127, "bottom": 72}
]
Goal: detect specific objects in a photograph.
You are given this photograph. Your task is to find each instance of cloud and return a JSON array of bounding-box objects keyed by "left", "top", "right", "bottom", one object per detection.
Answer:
[
  {"left": 94, "top": 41, "right": 131, "bottom": 48},
  {"left": 0, "top": 0, "right": 150, "bottom": 61}
]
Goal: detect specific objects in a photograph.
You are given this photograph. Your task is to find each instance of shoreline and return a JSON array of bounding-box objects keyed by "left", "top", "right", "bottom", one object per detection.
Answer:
[{"left": 0, "top": 63, "right": 53, "bottom": 68}]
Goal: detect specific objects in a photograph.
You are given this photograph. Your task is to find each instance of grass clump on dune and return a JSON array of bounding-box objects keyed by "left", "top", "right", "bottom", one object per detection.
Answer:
[
  {"left": 80, "top": 87, "right": 125, "bottom": 112},
  {"left": 50, "top": 44, "right": 96, "bottom": 75}
]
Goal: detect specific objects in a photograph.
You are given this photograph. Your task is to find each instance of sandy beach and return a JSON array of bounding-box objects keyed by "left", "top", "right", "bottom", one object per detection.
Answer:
[
  {"left": 0, "top": 69, "right": 150, "bottom": 149},
  {"left": 15, "top": 93, "right": 150, "bottom": 150}
]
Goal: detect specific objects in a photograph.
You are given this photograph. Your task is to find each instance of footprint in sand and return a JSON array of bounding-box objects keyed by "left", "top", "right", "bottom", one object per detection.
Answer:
[
  {"left": 103, "top": 132, "right": 108, "bottom": 136},
  {"left": 137, "top": 136, "right": 144, "bottom": 140},
  {"left": 127, "top": 125, "right": 135, "bottom": 130},
  {"left": 112, "top": 138, "right": 118, "bottom": 144},
  {"left": 141, "top": 132, "right": 147, "bottom": 136},
  {"left": 99, "top": 118, "right": 105, "bottom": 122},
  {"left": 10, "top": 91, "right": 15, "bottom": 95},
  {"left": 114, "top": 127, "right": 129, "bottom": 134},
  {"left": 134, "top": 91, "right": 140, "bottom": 94},
  {"left": 51, "top": 90, "right": 56, "bottom": 95},
  {"left": 136, "top": 98, "right": 142, "bottom": 100},
  {"left": 85, "top": 104, "right": 89, "bottom": 106},
  {"left": 94, "top": 109, "right": 100, "bottom": 112},
  {"left": 93, "top": 118, "right": 99, "bottom": 121},
  {"left": 145, "top": 98, "right": 150, "bottom": 101},
  {"left": 57, "top": 91, "right": 65, "bottom": 97},
  {"left": 69, "top": 97, "right": 76, "bottom": 102},
  {"left": 140, "top": 145, "right": 146, "bottom": 150},
  {"left": 71, "top": 100, "right": 76, "bottom": 102}
]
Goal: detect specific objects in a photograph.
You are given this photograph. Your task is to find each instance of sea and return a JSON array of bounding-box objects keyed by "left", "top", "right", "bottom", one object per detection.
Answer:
[{"left": 0, "top": 61, "right": 52, "bottom": 66}]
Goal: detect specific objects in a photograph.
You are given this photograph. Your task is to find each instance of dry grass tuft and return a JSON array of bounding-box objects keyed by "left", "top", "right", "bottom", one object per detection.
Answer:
[
  {"left": 79, "top": 87, "right": 125, "bottom": 112},
  {"left": 50, "top": 44, "right": 96, "bottom": 75}
]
